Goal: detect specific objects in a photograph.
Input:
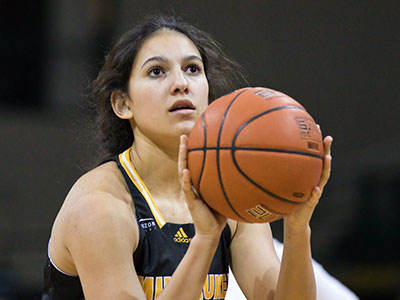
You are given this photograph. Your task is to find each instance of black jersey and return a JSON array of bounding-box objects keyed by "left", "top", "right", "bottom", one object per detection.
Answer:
[{"left": 42, "top": 148, "right": 232, "bottom": 300}]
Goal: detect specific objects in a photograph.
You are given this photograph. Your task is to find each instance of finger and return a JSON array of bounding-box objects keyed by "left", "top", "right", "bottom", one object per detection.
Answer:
[
  {"left": 319, "top": 136, "right": 333, "bottom": 190},
  {"left": 305, "top": 186, "right": 322, "bottom": 210},
  {"left": 323, "top": 135, "right": 333, "bottom": 156},
  {"left": 320, "top": 154, "right": 332, "bottom": 189},
  {"left": 316, "top": 124, "right": 321, "bottom": 133},
  {"left": 182, "top": 169, "right": 196, "bottom": 207},
  {"left": 191, "top": 185, "right": 201, "bottom": 198},
  {"left": 178, "top": 135, "right": 188, "bottom": 179}
]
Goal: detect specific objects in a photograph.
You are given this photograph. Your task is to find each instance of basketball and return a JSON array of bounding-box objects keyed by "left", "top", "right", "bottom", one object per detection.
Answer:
[{"left": 187, "top": 87, "right": 324, "bottom": 223}]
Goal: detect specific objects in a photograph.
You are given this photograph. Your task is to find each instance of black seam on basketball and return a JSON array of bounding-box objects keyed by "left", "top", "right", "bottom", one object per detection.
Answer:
[
  {"left": 236, "top": 147, "right": 323, "bottom": 159},
  {"left": 188, "top": 147, "right": 323, "bottom": 159},
  {"left": 231, "top": 151, "right": 303, "bottom": 204},
  {"left": 216, "top": 89, "right": 250, "bottom": 222},
  {"left": 229, "top": 106, "right": 310, "bottom": 205},
  {"left": 232, "top": 105, "right": 305, "bottom": 148},
  {"left": 196, "top": 114, "right": 207, "bottom": 196}
]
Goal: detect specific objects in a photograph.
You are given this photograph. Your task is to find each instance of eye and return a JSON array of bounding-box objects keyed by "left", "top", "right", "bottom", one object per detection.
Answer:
[
  {"left": 148, "top": 67, "right": 164, "bottom": 77},
  {"left": 186, "top": 64, "right": 201, "bottom": 74}
]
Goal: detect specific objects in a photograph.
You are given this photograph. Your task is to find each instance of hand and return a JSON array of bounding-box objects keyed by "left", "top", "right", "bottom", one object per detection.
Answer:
[
  {"left": 178, "top": 135, "right": 227, "bottom": 240},
  {"left": 284, "top": 135, "right": 333, "bottom": 229}
]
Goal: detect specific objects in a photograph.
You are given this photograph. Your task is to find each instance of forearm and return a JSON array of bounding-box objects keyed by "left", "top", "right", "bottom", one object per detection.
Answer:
[
  {"left": 156, "top": 235, "right": 218, "bottom": 300},
  {"left": 274, "top": 224, "right": 316, "bottom": 300}
]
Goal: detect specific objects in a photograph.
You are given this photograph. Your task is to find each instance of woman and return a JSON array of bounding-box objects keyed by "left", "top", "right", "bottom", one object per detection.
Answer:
[{"left": 42, "top": 15, "right": 332, "bottom": 300}]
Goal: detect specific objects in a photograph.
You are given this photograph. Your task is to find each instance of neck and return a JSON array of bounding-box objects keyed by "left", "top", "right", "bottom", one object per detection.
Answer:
[{"left": 130, "top": 132, "right": 183, "bottom": 200}]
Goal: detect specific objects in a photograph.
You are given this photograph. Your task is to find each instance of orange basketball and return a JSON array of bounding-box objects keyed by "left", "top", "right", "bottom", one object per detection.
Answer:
[{"left": 187, "top": 87, "right": 324, "bottom": 223}]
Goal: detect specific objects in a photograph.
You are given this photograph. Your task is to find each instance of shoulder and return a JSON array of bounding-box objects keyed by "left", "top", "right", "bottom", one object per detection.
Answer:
[
  {"left": 49, "top": 161, "right": 138, "bottom": 273},
  {"left": 63, "top": 161, "right": 136, "bottom": 236},
  {"left": 59, "top": 161, "right": 135, "bottom": 227},
  {"left": 70, "top": 161, "right": 131, "bottom": 204}
]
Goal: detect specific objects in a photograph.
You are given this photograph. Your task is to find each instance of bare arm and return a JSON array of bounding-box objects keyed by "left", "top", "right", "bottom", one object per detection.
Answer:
[
  {"left": 65, "top": 192, "right": 222, "bottom": 300},
  {"left": 230, "top": 222, "right": 280, "bottom": 300},
  {"left": 64, "top": 191, "right": 146, "bottom": 300},
  {"left": 57, "top": 136, "right": 227, "bottom": 300},
  {"left": 231, "top": 136, "right": 333, "bottom": 300},
  {"left": 275, "top": 136, "right": 332, "bottom": 300}
]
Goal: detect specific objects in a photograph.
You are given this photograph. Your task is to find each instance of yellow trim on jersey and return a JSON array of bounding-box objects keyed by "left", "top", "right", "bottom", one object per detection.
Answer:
[{"left": 119, "top": 148, "right": 166, "bottom": 228}]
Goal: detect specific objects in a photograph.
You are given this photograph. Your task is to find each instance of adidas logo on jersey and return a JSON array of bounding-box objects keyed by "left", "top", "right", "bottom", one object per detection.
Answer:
[{"left": 173, "top": 227, "right": 192, "bottom": 243}]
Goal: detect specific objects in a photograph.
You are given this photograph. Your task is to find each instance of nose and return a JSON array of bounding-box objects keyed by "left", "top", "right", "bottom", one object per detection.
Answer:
[{"left": 170, "top": 69, "right": 189, "bottom": 95}]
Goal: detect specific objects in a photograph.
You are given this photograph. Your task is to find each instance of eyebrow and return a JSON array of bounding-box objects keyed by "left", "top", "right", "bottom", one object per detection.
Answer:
[{"left": 141, "top": 55, "right": 203, "bottom": 69}]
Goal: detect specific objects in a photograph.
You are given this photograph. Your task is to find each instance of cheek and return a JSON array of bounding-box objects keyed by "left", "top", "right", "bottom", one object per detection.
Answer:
[
  {"left": 131, "top": 83, "right": 160, "bottom": 111},
  {"left": 201, "top": 81, "right": 210, "bottom": 110},
  {"left": 194, "top": 76, "right": 209, "bottom": 103}
]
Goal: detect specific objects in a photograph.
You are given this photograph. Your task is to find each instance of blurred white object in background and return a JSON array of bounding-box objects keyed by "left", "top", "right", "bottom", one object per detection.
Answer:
[{"left": 226, "top": 238, "right": 359, "bottom": 300}]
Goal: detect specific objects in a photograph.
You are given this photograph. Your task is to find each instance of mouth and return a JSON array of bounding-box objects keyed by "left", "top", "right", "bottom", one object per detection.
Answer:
[{"left": 168, "top": 99, "right": 196, "bottom": 113}]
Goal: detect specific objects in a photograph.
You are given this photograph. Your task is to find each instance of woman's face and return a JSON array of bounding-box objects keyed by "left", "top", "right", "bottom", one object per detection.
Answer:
[{"left": 127, "top": 29, "right": 209, "bottom": 146}]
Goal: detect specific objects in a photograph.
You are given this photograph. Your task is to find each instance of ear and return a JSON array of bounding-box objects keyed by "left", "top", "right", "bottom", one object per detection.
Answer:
[{"left": 111, "top": 90, "right": 134, "bottom": 120}]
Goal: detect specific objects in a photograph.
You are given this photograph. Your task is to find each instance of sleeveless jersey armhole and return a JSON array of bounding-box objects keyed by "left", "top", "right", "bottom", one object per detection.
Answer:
[{"left": 47, "top": 239, "right": 79, "bottom": 277}]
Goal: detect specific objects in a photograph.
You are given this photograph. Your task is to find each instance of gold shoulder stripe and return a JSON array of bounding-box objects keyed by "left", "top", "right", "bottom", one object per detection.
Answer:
[{"left": 119, "top": 148, "right": 166, "bottom": 228}]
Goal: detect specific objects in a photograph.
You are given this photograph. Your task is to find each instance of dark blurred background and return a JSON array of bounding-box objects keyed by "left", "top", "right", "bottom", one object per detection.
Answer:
[{"left": 0, "top": 0, "right": 399, "bottom": 299}]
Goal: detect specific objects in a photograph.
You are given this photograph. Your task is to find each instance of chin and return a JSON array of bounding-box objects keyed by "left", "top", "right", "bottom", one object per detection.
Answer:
[
  {"left": 180, "top": 128, "right": 193, "bottom": 137},
  {"left": 178, "top": 123, "right": 195, "bottom": 137}
]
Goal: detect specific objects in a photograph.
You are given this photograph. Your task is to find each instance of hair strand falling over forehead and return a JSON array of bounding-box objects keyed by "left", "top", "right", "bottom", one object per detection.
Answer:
[{"left": 88, "top": 15, "right": 247, "bottom": 165}]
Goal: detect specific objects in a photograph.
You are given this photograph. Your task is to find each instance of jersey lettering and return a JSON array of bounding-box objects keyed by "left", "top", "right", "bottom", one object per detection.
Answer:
[{"left": 138, "top": 274, "right": 228, "bottom": 300}]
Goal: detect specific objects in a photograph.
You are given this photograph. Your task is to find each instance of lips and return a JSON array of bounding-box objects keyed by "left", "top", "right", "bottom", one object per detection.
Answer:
[{"left": 168, "top": 100, "right": 195, "bottom": 112}]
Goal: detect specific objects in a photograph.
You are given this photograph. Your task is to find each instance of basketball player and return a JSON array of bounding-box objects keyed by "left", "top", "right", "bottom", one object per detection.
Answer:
[{"left": 42, "top": 15, "right": 334, "bottom": 300}]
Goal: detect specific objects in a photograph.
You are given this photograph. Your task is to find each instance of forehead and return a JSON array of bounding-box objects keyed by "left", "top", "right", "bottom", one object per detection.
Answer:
[{"left": 135, "top": 30, "right": 201, "bottom": 63}]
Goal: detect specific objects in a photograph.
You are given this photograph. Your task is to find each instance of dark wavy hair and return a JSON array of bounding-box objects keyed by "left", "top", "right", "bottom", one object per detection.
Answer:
[{"left": 89, "top": 15, "right": 247, "bottom": 163}]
